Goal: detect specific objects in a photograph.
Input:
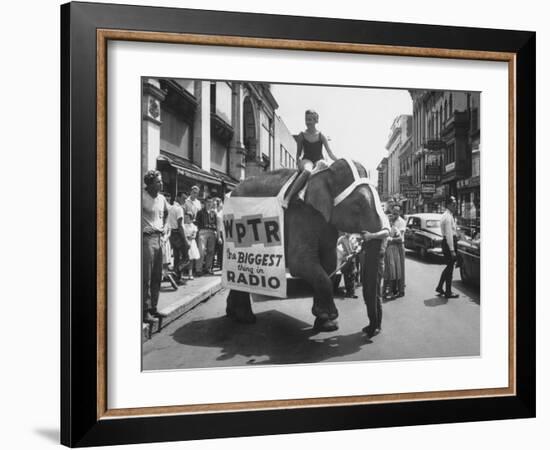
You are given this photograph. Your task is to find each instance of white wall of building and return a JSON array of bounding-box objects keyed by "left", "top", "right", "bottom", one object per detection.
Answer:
[{"left": 274, "top": 114, "right": 298, "bottom": 169}]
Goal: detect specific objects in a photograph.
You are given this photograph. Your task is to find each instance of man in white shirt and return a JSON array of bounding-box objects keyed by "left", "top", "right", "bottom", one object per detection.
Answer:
[
  {"left": 391, "top": 206, "right": 407, "bottom": 297},
  {"left": 167, "top": 191, "right": 189, "bottom": 284},
  {"left": 142, "top": 170, "right": 169, "bottom": 322},
  {"left": 183, "top": 185, "right": 202, "bottom": 221},
  {"left": 436, "top": 196, "right": 460, "bottom": 298}
]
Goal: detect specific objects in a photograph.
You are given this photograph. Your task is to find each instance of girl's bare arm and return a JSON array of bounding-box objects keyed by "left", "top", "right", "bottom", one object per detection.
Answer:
[{"left": 321, "top": 133, "right": 338, "bottom": 161}]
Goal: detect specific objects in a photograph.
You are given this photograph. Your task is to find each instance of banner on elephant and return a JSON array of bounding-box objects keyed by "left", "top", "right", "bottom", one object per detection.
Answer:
[{"left": 221, "top": 197, "right": 286, "bottom": 298}]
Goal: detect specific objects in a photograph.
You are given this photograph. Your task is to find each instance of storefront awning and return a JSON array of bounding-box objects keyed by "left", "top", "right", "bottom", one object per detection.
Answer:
[
  {"left": 158, "top": 153, "right": 221, "bottom": 185},
  {"left": 158, "top": 152, "right": 240, "bottom": 188},
  {"left": 211, "top": 169, "right": 240, "bottom": 188}
]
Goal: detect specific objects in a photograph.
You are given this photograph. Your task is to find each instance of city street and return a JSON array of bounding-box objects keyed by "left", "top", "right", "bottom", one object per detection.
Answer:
[{"left": 143, "top": 251, "right": 480, "bottom": 370}]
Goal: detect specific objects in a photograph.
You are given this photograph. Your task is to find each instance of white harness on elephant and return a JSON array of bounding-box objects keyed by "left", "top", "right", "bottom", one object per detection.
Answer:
[
  {"left": 277, "top": 158, "right": 387, "bottom": 229},
  {"left": 333, "top": 158, "right": 388, "bottom": 228}
]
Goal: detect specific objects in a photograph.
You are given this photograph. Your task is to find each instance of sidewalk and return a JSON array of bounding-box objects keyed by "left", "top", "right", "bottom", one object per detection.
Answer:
[
  {"left": 141, "top": 272, "right": 317, "bottom": 341},
  {"left": 142, "top": 271, "right": 224, "bottom": 341}
]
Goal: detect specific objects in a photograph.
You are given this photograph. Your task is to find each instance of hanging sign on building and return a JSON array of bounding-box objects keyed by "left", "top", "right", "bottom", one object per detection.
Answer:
[
  {"left": 421, "top": 183, "right": 436, "bottom": 194},
  {"left": 402, "top": 186, "right": 420, "bottom": 198},
  {"left": 400, "top": 175, "right": 412, "bottom": 186},
  {"left": 445, "top": 162, "right": 456, "bottom": 172},
  {"left": 221, "top": 197, "right": 287, "bottom": 298}
]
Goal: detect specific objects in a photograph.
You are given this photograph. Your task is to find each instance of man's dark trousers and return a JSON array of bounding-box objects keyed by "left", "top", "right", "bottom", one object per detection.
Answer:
[
  {"left": 143, "top": 233, "right": 163, "bottom": 317},
  {"left": 361, "top": 239, "right": 385, "bottom": 332},
  {"left": 437, "top": 238, "right": 457, "bottom": 295},
  {"left": 169, "top": 232, "right": 189, "bottom": 280}
]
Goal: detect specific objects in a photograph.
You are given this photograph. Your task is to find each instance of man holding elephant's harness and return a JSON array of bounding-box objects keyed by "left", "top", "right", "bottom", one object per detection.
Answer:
[
  {"left": 360, "top": 226, "right": 390, "bottom": 338},
  {"left": 330, "top": 159, "right": 390, "bottom": 337}
]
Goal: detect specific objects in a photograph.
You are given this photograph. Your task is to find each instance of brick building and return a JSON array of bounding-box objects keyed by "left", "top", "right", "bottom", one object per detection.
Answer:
[{"left": 408, "top": 90, "right": 480, "bottom": 228}]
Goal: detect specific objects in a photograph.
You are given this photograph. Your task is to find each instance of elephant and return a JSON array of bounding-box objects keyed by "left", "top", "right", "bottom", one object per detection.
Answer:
[{"left": 225, "top": 158, "right": 387, "bottom": 333}]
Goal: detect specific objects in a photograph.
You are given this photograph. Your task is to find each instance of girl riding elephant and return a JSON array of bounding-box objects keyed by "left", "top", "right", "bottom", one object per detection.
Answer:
[{"left": 282, "top": 109, "right": 338, "bottom": 208}]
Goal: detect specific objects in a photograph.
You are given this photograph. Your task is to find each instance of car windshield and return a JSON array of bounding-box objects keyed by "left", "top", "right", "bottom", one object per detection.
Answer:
[{"left": 425, "top": 220, "right": 440, "bottom": 228}]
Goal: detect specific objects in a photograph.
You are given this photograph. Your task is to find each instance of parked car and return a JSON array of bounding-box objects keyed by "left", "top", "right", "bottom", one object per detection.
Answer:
[
  {"left": 404, "top": 213, "right": 443, "bottom": 259},
  {"left": 457, "top": 231, "right": 480, "bottom": 285}
]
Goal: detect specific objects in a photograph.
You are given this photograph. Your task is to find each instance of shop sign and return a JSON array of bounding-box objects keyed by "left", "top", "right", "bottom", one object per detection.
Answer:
[
  {"left": 457, "top": 176, "right": 481, "bottom": 189},
  {"left": 402, "top": 185, "right": 420, "bottom": 196},
  {"left": 422, "top": 174, "right": 439, "bottom": 182},
  {"left": 445, "top": 162, "right": 456, "bottom": 172},
  {"left": 421, "top": 183, "right": 436, "bottom": 193},
  {"left": 425, "top": 164, "right": 440, "bottom": 176},
  {"left": 424, "top": 140, "right": 446, "bottom": 150},
  {"left": 400, "top": 175, "right": 412, "bottom": 186}
]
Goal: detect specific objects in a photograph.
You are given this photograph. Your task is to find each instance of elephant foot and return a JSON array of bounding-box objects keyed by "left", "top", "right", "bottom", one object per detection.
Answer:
[
  {"left": 311, "top": 305, "right": 329, "bottom": 321},
  {"left": 362, "top": 325, "right": 381, "bottom": 338},
  {"left": 226, "top": 290, "right": 256, "bottom": 324},
  {"left": 312, "top": 305, "right": 339, "bottom": 321},
  {"left": 313, "top": 318, "right": 339, "bottom": 332}
]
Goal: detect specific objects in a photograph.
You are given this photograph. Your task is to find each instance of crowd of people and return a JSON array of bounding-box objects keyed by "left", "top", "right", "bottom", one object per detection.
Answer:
[{"left": 142, "top": 170, "right": 225, "bottom": 323}]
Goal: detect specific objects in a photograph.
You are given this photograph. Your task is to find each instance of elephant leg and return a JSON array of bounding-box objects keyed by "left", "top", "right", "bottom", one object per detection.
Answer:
[
  {"left": 361, "top": 239, "right": 384, "bottom": 337},
  {"left": 226, "top": 289, "right": 256, "bottom": 324},
  {"left": 287, "top": 209, "right": 338, "bottom": 331},
  {"left": 289, "top": 255, "right": 337, "bottom": 330},
  {"left": 306, "top": 266, "right": 339, "bottom": 330},
  {"left": 319, "top": 232, "right": 338, "bottom": 320}
]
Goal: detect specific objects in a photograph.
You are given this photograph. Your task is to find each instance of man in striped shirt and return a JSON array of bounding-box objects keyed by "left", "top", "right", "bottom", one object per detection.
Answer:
[{"left": 436, "top": 196, "right": 460, "bottom": 299}]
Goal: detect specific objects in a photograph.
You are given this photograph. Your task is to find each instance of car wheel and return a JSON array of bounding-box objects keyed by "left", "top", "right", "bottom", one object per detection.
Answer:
[
  {"left": 419, "top": 247, "right": 427, "bottom": 259},
  {"left": 460, "top": 265, "right": 469, "bottom": 283}
]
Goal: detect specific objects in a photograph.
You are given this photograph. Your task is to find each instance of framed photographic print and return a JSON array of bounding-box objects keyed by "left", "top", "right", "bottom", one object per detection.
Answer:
[{"left": 61, "top": 1, "right": 535, "bottom": 447}]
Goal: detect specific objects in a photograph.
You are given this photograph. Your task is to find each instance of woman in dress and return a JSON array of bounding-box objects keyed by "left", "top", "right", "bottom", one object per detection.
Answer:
[
  {"left": 383, "top": 213, "right": 404, "bottom": 299},
  {"left": 282, "top": 109, "right": 338, "bottom": 207},
  {"left": 183, "top": 212, "right": 200, "bottom": 280}
]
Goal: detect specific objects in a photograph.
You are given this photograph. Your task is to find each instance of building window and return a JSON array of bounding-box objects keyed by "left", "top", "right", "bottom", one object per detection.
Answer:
[
  {"left": 211, "top": 139, "right": 229, "bottom": 173},
  {"left": 269, "top": 117, "right": 274, "bottom": 168},
  {"left": 174, "top": 79, "right": 195, "bottom": 94},
  {"left": 471, "top": 107, "right": 479, "bottom": 132},
  {"left": 472, "top": 152, "right": 480, "bottom": 178},
  {"left": 160, "top": 106, "right": 193, "bottom": 161},
  {"left": 445, "top": 143, "right": 456, "bottom": 166},
  {"left": 210, "top": 82, "right": 216, "bottom": 113},
  {"left": 210, "top": 81, "right": 232, "bottom": 124}
]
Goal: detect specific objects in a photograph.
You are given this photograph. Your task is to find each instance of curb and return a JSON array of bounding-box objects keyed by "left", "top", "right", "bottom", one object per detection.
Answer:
[{"left": 143, "top": 280, "right": 224, "bottom": 340}]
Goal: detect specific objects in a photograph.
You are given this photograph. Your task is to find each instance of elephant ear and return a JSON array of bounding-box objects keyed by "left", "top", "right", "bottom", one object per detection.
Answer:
[{"left": 304, "top": 169, "right": 333, "bottom": 223}]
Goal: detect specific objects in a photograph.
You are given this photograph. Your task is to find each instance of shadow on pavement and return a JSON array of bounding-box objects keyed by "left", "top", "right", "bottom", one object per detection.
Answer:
[
  {"left": 424, "top": 296, "right": 449, "bottom": 307},
  {"left": 453, "top": 280, "right": 480, "bottom": 304},
  {"left": 171, "top": 310, "right": 367, "bottom": 366},
  {"left": 405, "top": 250, "right": 444, "bottom": 266}
]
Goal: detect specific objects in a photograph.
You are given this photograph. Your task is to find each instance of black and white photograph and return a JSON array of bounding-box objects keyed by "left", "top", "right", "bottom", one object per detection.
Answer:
[{"left": 141, "top": 79, "right": 481, "bottom": 370}]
